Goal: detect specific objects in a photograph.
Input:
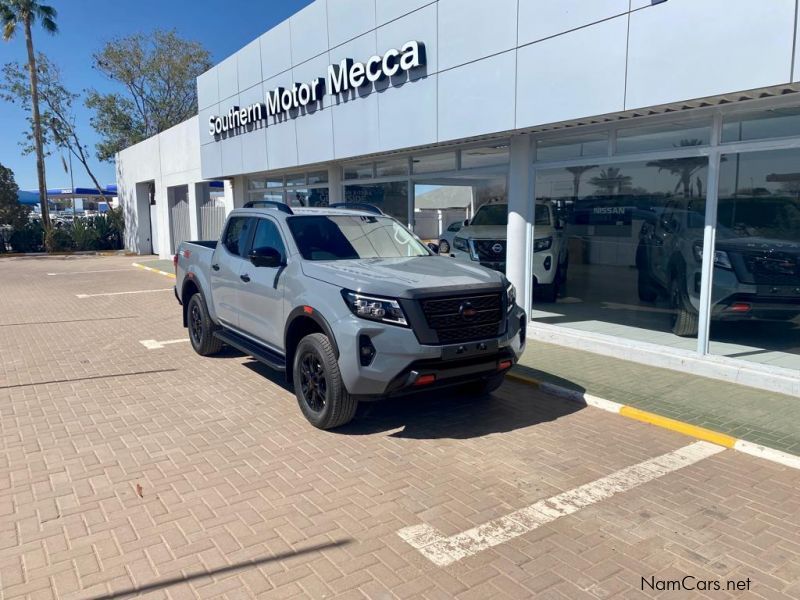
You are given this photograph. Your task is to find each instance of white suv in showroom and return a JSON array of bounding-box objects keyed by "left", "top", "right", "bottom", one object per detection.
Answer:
[{"left": 445, "top": 200, "right": 568, "bottom": 302}]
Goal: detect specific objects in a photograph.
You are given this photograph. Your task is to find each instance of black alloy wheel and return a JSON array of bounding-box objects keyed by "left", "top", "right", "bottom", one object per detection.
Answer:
[{"left": 299, "top": 350, "right": 327, "bottom": 412}]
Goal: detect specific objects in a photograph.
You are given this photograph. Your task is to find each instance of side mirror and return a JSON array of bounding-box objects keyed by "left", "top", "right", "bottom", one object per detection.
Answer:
[
  {"left": 249, "top": 246, "right": 283, "bottom": 268},
  {"left": 427, "top": 242, "right": 439, "bottom": 254},
  {"left": 463, "top": 219, "right": 470, "bottom": 227}
]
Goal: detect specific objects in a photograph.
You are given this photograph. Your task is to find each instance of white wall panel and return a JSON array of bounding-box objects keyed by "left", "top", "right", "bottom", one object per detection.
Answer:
[
  {"left": 516, "top": 16, "right": 627, "bottom": 128},
  {"left": 198, "top": 104, "right": 219, "bottom": 147},
  {"left": 328, "top": 30, "right": 378, "bottom": 72},
  {"left": 378, "top": 74, "right": 437, "bottom": 151},
  {"left": 377, "top": 3, "right": 437, "bottom": 75},
  {"left": 376, "top": 0, "right": 432, "bottom": 26},
  {"left": 200, "top": 142, "right": 223, "bottom": 180},
  {"left": 238, "top": 85, "right": 269, "bottom": 174},
  {"left": 332, "top": 93, "right": 380, "bottom": 159},
  {"left": 197, "top": 68, "right": 218, "bottom": 111},
  {"left": 217, "top": 56, "right": 239, "bottom": 104},
  {"left": 290, "top": 0, "right": 329, "bottom": 65},
  {"left": 220, "top": 134, "right": 243, "bottom": 176},
  {"left": 237, "top": 39, "right": 262, "bottom": 92},
  {"left": 438, "top": 51, "right": 516, "bottom": 141},
  {"left": 260, "top": 21, "right": 293, "bottom": 79},
  {"left": 327, "top": 0, "right": 375, "bottom": 48},
  {"left": 438, "top": 0, "right": 517, "bottom": 72},
  {"left": 296, "top": 107, "right": 335, "bottom": 165},
  {"left": 627, "top": 0, "right": 794, "bottom": 109},
  {"left": 266, "top": 119, "right": 299, "bottom": 170},
  {"left": 518, "top": 0, "right": 629, "bottom": 45},
  {"left": 291, "top": 52, "right": 332, "bottom": 108}
]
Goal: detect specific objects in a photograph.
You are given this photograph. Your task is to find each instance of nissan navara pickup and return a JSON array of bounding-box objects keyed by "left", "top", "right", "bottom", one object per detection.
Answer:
[{"left": 175, "top": 201, "right": 526, "bottom": 429}]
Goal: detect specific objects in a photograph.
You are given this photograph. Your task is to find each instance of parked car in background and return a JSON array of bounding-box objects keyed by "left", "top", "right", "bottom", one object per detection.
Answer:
[
  {"left": 175, "top": 201, "right": 526, "bottom": 429},
  {"left": 446, "top": 200, "right": 568, "bottom": 302},
  {"left": 636, "top": 195, "right": 800, "bottom": 336},
  {"left": 437, "top": 220, "right": 464, "bottom": 255}
]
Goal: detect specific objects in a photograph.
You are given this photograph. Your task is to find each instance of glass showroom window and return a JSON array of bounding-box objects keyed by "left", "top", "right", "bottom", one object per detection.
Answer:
[
  {"left": 344, "top": 182, "right": 409, "bottom": 223},
  {"left": 532, "top": 157, "right": 709, "bottom": 351},
  {"left": 722, "top": 105, "right": 800, "bottom": 143},
  {"left": 708, "top": 148, "right": 800, "bottom": 371},
  {"left": 616, "top": 119, "right": 711, "bottom": 154},
  {"left": 247, "top": 177, "right": 285, "bottom": 204},
  {"left": 247, "top": 172, "right": 328, "bottom": 208},
  {"left": 536, "top": 132, "right": 608, "bottom": 162}
]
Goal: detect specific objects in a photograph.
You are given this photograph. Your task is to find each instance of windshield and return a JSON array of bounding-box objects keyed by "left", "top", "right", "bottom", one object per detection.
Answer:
[
  {"left": 471, "top": 204, "right": 508, "bottom": 226},
  {"left": 287, "top": 215, "right": 431, "bottom": 261}
]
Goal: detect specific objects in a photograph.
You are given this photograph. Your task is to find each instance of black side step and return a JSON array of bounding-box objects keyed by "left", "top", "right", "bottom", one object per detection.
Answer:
[{"left": 214, "top": 329, "right": 287, "bottom": 372}]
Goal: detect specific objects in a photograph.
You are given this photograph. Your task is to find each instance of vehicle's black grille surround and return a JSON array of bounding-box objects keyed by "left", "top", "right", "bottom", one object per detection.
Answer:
[
  {"left": 418, "top": 292, "right": 505, "bottom": 344},
  {"left": 473, "top": 240, "right": 507, "bottom": 262}
]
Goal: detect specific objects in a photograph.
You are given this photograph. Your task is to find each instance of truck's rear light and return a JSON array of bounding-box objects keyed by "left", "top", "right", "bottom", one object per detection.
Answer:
[
  {"left": 729, "top": 302, "right": 751, "bottom": 313},
  {"left": 497, "top": 359, "right": 513, "bottom": 371},
  {"left": 414, "top": 374, "right": 436, "bottom": 386}
]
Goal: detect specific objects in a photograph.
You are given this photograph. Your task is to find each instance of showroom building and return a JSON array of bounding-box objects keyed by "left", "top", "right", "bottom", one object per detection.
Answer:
[{"left": 117, "top": 0, "right": 800, "bottom": 395}]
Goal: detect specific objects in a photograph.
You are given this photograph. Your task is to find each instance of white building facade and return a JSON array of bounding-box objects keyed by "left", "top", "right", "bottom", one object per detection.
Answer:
[{"left": 117, "top": 0, "right": 800, "bottom": 394}]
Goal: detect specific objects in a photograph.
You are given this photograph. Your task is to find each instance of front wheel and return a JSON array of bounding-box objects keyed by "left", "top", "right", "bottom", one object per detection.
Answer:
[
  {"left": 669, "top": 273, "right": 698, "bottom": 337},
  {"left": 187, "top": 293, "right": 223, "bottom": 356},
  {"left": 293, "top": 333, "right": 358, "bottom": 429}
]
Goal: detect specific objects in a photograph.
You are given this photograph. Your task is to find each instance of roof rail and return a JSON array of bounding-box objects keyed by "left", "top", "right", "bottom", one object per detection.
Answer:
[
  {"left": 329, "top": 202, "right": 384, "bottom": 215},
  {"left": 243, "top": 200, "right": 294, "bottom": 214}
]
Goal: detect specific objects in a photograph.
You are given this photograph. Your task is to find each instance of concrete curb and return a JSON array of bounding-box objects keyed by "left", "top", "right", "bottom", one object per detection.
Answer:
[
  {"left": 132, "top": 262, "right": 176, "bottom": 279},
  {"left": 507, "top": 371, "right": 800, "bottom": 471}
]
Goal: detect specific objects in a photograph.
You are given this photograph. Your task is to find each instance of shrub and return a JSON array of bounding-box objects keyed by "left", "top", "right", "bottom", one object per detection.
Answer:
[
  {"left": 45, "top": 227, "right": 75, "bottom": 252},
  {"left": 9, "top": 221, "right": 44, "bottom": 252},
  {"left": 71, "top": 218, "right": 100, "bottom": 251}
]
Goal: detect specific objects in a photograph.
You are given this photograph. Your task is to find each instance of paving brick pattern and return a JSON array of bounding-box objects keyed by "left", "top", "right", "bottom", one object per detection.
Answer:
[
  {"left": 1, "top": 255, "right": 799, "bottom": 599},
  {"left": 515, "top": 341, "right": 800, "bottom": 455}
]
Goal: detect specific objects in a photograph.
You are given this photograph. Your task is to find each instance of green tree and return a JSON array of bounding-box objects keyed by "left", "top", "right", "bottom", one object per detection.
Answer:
[
  {"left": 0, "top": 53, "right": 106, "bottom": 198},
  {"left": 86, "top": 29, "right": 212, "bottom": 161},
  {"left": 0, "top": 0, "right": 57, "bottom": 231},
  {"left": 646, "top": 139, "right": 708, "bottom": 198},
  {"left": 565, "top": 165, "right": 597, "bottom": 198},
  {"left": 0, "top": 162, "right": 30, "bottom": 228}
]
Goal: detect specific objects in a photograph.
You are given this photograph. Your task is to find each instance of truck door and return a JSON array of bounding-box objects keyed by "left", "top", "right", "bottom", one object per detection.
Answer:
[
  {"left": 210, "top": 216, "right": 255, "bottom": 327},
  {"left": 237, "top": 217, "right": 287, "bottom": 350}
]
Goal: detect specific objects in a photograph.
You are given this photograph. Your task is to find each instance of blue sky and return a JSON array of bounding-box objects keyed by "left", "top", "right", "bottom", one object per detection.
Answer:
[{"left": 0, "top": 0, "right": 313, "bottom": 190}]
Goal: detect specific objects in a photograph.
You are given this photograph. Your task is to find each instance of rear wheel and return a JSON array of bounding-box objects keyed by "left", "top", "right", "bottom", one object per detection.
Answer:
[
  {"left": 293, "top": 333, "right": 358, "bottom": 429},
  {"left": 535, "top": 276, "right": 559, "bottom": 303},
  {"left": 187, "top": 293, "right": 223, "bottom": 356},
  {"left": 636, "top": 244, "right": 659, "bottom": 302},
  {"left": 669, "top": 271, "right": 698, "bottom": 337}
]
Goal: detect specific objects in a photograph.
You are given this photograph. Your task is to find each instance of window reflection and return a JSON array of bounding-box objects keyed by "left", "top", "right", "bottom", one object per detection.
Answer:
[
  {"left": 709, "top": 149, "right": 800, "bottom": 370},
  {"left": 533, "top": 156, "right": 709, "bottom": 348}
]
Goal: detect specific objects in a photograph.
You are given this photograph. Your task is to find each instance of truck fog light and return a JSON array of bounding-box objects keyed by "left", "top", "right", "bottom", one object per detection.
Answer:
[
  {"left": 359, "top": 335, "right": 376, "bottom": 366},
  {"left": 544, "top": 256, "right": 552, "bottom": 271}
]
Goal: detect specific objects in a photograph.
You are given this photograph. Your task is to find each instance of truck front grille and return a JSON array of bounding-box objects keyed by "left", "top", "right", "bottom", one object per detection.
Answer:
[
  {"left": 419, "top": 293, "right": 504, "bottom": 344},
  {"left": 740, "top": 251, "right": 800, "bottom": 286},
  {"left": 472, "top": 240, "right": 507, "bottom": 262}
]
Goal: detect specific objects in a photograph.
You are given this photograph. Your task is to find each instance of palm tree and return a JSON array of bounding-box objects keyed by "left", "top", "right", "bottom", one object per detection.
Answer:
[
  {"left": 565, "top": 165, "right": 597, "bottom": 198},
  {"left": 0, "top": 0, "right": 58, "bottom": 232},
  {"left": 589, "top": 167, "right": 632, "bottom": 196},
  {"left": 646, "top": 139, "right": 707, "bottom": 198}
]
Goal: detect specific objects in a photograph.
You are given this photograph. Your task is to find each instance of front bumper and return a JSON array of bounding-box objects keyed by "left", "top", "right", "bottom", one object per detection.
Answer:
[{"left": 334, "top": 305, "right": 527, "bottom": 397}]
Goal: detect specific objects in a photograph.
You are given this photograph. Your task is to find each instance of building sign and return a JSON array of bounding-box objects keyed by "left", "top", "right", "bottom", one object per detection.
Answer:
[{"left": 208, "top": 41, "right": 425, "bottom": 138}]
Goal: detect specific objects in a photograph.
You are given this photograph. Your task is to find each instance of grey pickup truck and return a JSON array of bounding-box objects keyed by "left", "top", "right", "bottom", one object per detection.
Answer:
[{"left": 175, "top": 201, "right": 526, "bottom": 429}]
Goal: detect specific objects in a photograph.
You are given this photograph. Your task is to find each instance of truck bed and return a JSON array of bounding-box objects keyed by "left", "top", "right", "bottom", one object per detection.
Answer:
[{"left": 183, "top": 240, "right": 217, "bottom": 249}]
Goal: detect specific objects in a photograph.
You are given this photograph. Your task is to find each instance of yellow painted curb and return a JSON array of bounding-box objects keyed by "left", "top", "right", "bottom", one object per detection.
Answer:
[
  {"left": 619, "top": 406, "right": 737, "bottom": 448},
  {"left": 132, "top": 262, "right": 176, "bottom": 279},
  {"left": 506, "top": 372, "right": 541, "bottom": 389}
]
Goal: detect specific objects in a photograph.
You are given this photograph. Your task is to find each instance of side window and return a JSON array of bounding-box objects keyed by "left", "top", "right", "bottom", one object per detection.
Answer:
[
  {"left": 251, "top": 218, "right": 287, "bottom": 262},
  {"left": 222, "top": 217, "right": 253, "bottom": 256}
]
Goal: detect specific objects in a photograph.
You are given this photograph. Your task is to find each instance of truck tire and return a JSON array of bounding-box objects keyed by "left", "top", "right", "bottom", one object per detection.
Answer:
[
  {"left": 187, "top": 293, "right": 223, "bottom": 356},
  {"left": 535, "top": 280, "right": 558, "bottom": 303},
  {"left": 293, "top": 333, "right": 357, "bottom": 430},
  {"left": 463, "top": 373, "right": 506, "bottom": 397},
  {"left": 637, "top": 269, "right": 659, "bottom": 303},
  {"left": 669, "top": 273, "right": 698, "bottom": 337}
]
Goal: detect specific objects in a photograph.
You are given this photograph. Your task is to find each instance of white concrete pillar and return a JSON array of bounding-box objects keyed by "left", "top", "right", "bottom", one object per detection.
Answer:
[
  {"left": 155, "top": 179, "right": 172, "bottom": 259},
  {"left": 187, "top": 182, "right": 207, "bottom": 240},
  {"left": 327, "top": 164, "right": 342, "bottom": 204},
  {"left": 223, "top": 176, "right": 247, "bottom": 214},
  {"left": 506, "top": 135, "right": 532, "bottom": 314}
]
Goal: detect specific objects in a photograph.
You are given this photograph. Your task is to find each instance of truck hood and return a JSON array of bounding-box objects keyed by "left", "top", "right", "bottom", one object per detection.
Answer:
[
  {"left": 458, "top": 225, "right": 554, "bottom": 239},
  {"left": 716, "top": 236, "right": 800, "bottom": 254},
  {"left": 301, "top": 256, "right": 505, "bottom": 298}
]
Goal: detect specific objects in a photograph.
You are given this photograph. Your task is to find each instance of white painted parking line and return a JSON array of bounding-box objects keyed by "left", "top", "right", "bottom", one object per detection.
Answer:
[
  {"left": 47, "top": 269, "right": 134, "bottom": 276},
  {"left": 76, "top": 289, "right": 173, "bottom": 298},
  {"left": 139, "top": 339, "right": 189, "bottom": 350},
  {"left": 398, "top": 441, "right": 724, "bottom": 566}
]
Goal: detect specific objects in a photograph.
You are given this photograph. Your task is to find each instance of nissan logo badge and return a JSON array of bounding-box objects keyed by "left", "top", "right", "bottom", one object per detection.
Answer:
[{"left": 492, "top": 243, "right": 503, "bottom": 254}]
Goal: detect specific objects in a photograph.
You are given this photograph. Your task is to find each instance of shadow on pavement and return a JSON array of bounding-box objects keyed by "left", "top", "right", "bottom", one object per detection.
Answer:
[
  {"left": 337, "top": 379, "right": 585, "bottom": 440},
  {"left": 86, "top": 539, "right": 351, "bottom": 600}
]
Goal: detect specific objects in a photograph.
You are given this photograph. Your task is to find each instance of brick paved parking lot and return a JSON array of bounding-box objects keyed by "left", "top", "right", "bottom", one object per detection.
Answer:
[{"left": 1, "top": 255, "right": 800, "bottom": 600}]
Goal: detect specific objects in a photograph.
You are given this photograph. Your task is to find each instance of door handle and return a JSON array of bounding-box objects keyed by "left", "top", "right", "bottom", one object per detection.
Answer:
[
  {"left": 212, "top": 264, "right": 220, "bottom": 271},
  {"left": 240, "top": 274, "right": 251, "bottom": 283}
]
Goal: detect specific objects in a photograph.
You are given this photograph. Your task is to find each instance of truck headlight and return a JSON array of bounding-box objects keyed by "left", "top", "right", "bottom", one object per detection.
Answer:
[
  {"left": 453, "top": 236, "right": 468, "bottom": 252},
  {"left": 692, "top": 243, "right": 733, "bottom": 270},
  {"left": 506, "top": 282, "right": 517, "bottom": 312},
  {"left": 534, "top": 236, "right": 553, "bottom": 253},
  {"left": 342, "top": 291, "right": 409, "bottom": 327}
]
